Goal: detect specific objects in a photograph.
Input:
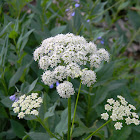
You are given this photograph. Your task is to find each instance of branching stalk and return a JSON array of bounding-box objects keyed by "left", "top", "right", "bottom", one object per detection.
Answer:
[
  {"left": 36, "top": 116, "right": 59, "bottom": 140},
  {"left": 70, "top": 80, "right": 82, "bottom": 137},
  {"left": 84, "top": 119, "right": 112, "bottom": 140}
]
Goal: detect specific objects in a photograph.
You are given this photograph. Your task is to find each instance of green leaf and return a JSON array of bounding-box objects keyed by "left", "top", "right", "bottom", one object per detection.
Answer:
[
  {"left": 45, "top": 0, "right": 52, "bottom": 10},
  {"left": 55, "top": 107, "right": 68, "bottom": 135},
  {"left": 109, "top": 126, "right": 131, "bottom": 140},
  {"left": 73, "top": 9, "right": 82, "bottom": 31},
  {"left": 93, "top": 31, "right": 109, "bottom": 41},
  {"left": 27, "top": 132, "right": 50, "bottom": 140},
  {"left": 92, "top": 2, "right": 107, "bottom": 15},
  {"left": 44, "top": 101, "right": 59, "bottom": 120},
  {"left": 50, "top": 26, "right": 66, "bottom": 36},
  {"left": 10, "top": 120, "right": 26, "bottom": 138},
  {"left": 0, "top": 35, "right": 8, "bottom": 67},
  {"left": 118, "top": 1, "right": 130, "bottom": 11},
  {"left": 0, "top": 103, "right": 9, "bottom": 118},
  {"left": 93, "top": 80, "right": 126, "bottom": 108},
  {"left": 17, "top": 29, "right": 34, "bottom": 53},
  {"left": 23, "top": 78, "right": 38, "bottom": 94},
  {"left": 1, "top": 96, "right": 13, "bottom": 108},
  {"left": 128, "top": 10, "right": 140, "bottom": 30},
  {"left": 9, "top": 66, "right": 25, "bottom": 88},
  {"left": 0, "top": 22, "right": 12, "bottom": 37}
]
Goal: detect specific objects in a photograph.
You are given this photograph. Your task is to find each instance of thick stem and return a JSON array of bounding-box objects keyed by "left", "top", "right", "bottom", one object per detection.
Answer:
[
  {"left": 67, "top": 96, "right": 71, "bottom": 140},
  {"left": 36, "top": 116, "right": 59, "bottom": 140},
  {"left": 84, "top": 119, "right": 112, "bottom": 140},
  {"left": 70, "top": 80, "right": 82, "bottom": 136}
]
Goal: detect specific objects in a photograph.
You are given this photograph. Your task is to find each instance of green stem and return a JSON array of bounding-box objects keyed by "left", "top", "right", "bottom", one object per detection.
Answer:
[
  {"left": 84, "top": 119, "right": 112, "bottom": 140},
  {"left": 67, "top": 96, "right": 71, "bottom": 140},
  {"left": 126, "top": 28, "right": 140, "bottom": 49},
  {"left": 36, "top": 116, "right": 59, "bottom": 140},
  {"left": 22, "top": 135, "right": 29, "bottom": 140},
  {"left": 70, "top": 80, "right": 82, "bottom": 136},
  {"left": 92, "top": 0, "right": 122, "bottom": 20}
]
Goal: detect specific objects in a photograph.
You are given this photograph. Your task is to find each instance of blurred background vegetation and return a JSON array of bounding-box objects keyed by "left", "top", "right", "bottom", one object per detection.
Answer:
[{"left": 0, "top": 0, "right": 140, "bottom": 140}]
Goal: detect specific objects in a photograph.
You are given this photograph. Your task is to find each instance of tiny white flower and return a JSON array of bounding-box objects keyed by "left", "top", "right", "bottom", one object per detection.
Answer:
[
  {"left": 18, "top": 112, "right": 25, "bottom": 119},
  {"left": 114, "top": 122, "right": 122, "bottom": 130},
  {"left": 101, "top": 113, "right": 109, "bottom": 120},
  {"left": 25, "top": 109, "right": 31, "bottom": 114},
  {"left": 12, "top": 102, "right": 18, "bottom": 108},
  {"left": 132, "top": 112, "right": 139, "bottom": 118},
  {"left": 31, "top": 93, "right": 38, "bottom": 99},
  {"left": 107, "top": 98, "right": 115, "bottom": 105},
  {"left": 105, "top": 104, "right": 112, "bottom": 111},
  {"left": 31, "top": 110, "right": 39, "bottom": 116},
  {"left": 13, "top": 107, "right": 20, "bottom": 113},
  {"left": 125, "top": 117, "right": 132, "bottom": 125},
  {"left": 110, "top": 114, "right": 118, "bottom": 121},
  {"left": 129, "top": 104, "right": 136, "bottom": 110},
  {"left": 132, "top": 118, "right": 140, "bottom": 125}
]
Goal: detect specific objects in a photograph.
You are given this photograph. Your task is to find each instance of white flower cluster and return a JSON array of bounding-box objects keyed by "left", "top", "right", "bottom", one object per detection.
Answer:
[
  {"left": 101, "top": 95, "right": 140, "bottom": 130},
  {"left": 33, "top": 33, "right": 109, "bottom": 98},
  {"left": 12, "top": 93, "right": 43, "bottom": 119},
  {"left": 56, "top": 81, "right": 75, "bottom": 98}
]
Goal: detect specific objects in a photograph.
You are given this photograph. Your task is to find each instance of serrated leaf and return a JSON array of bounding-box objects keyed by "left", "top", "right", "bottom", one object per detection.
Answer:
[{"left": 10, "top": 120, "right": 26, "bottom": 138}]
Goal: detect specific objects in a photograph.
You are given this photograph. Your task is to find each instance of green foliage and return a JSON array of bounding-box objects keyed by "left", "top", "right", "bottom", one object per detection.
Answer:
[{"left": 0, "top": 0, "right": 140, "bottom": 139}]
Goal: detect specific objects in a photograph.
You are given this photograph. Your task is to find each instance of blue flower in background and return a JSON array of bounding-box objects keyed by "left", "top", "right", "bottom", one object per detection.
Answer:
[
  {"left": 65, "top": 8, "right": 70, "bottom": 12},
  {"left": 75, "top": 3, "right": 80, "bottom": 8},
  {"left": 74, "top": 0, "right": 79, "bottom": 2},
  {"left": 87, "top": 19, "right": 90, "bottom": 22},
  {"left": 50, "top": 81, "right": 60, "bottom": 89},
  {"left": 71, "top": 11, "right": 75, "bottom": 16},
  {"left": 97, "top": 36, "right": 104, "bottom": 44},
  {"left": 50, "top": 84, "right": 54, "bottom": 89},
  {"left": 100, "top": 40, "right": 104, "bottom": 44},
  {"left": 56, "top": 81, "right": 60, "bottom": 86},
  {"left": 9, "top": 95, "right": 16, "bottom": 101},
  {"left": 97, "top": 36, "right": 102, "bottom": 40},
  {"left": 9, "top": 94, "right": 18, "bottom": 101}
]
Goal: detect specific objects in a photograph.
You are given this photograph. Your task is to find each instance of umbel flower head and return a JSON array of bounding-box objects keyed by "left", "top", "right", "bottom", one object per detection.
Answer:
[
  {"left": 33, "top": 33, "right": 109, "bottom": 98},
  {"left": 101, "top": 95, "right": 140, "bottom": 130},
  {"left": 12, "top": 93, "right": 43, "bottom": 119}
]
